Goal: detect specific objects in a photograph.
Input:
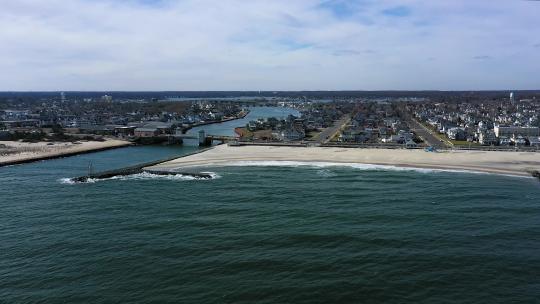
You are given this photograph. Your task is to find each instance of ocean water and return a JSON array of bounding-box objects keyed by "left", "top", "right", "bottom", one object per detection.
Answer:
[{"left": 1, "top": 145, "right": 540, "bottom": 303}]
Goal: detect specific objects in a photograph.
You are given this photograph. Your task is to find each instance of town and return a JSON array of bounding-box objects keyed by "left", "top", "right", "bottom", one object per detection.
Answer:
[
  {"left": 0, "top": 93, "right": 247, "bottom": 144},
  {"left": 1, "top": 91, "right": 540, "bottom": 151},
  {"left": 407, "top": 92, "right": 540, "bottom": 149}
]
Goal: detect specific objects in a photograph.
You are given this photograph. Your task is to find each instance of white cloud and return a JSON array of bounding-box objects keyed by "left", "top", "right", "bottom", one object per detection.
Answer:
[{"left": 0, "top": 0, "right": 538, "bottom": 90}]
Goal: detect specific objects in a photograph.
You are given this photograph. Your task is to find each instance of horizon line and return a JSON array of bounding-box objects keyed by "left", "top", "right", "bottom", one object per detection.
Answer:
[{"left": 1, "top": 89, "right": 539, "bottom": 93}]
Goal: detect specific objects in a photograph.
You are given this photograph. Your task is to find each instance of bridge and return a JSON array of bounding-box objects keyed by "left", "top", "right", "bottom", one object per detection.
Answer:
[{"left": 175, "top": 134, "right": 236, "bottom": 140}]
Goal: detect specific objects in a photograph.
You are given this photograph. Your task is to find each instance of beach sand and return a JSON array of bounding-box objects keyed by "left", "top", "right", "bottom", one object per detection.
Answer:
[
  {"left": 0, "top": 139, "right": 132, "bottom": 166},
  {"left": 147, "top": 144, "right": 540, "bottom": 177}
]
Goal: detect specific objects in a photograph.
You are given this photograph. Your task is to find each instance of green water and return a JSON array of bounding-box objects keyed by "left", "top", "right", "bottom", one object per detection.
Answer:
[{"left": 1, "top": 144, "right": 540, "bottom": 303}]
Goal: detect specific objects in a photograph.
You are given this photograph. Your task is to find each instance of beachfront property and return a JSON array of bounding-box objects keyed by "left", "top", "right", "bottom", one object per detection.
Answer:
[
  {"left": 239, "top": 115, "right": 307, "bottom": 142},
  {"left": 494, "top": 124, "right": 540, "bottom": 138},
  {"left": 528, "top": 137, "right": 540, "bottom": 147},
  {"left": 478, "top": 130, "right": 498, "bottom": 145},
  {"left": 447, "top": 127, "right": 467, "bottom": 141},
  {"left": 410, "top": 96, "right": 540, "bottom": 147},
  {"left": 380, "top": 130, "right": 415, "bottom": 144},
  {"left": 279, "top": 126, "right": 305, "bottom": 141},
  {"left": 336, "top": 102, "right": 419, "bottom": 146}
]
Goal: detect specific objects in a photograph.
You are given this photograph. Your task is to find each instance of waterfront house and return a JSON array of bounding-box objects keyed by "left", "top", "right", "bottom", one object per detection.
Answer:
[
  {"left": 382, "top": 134, "right": 404, "bottom": 144},
  {"left": 247, "top": 121, "right": 258, "bottom": 131},
  {"left": 134, "top": 127, "right": 159, "bottom": 138},
  {"left": 114, "top": 126, "right": 137, "bottom": 137},
  {"left": 494, "top": 124, "right": 540, "bottom": 138},
  {"left": 511, "top": 135, "right": 527, "bottom": 146},
  {"left": 478, "top": 130, "right": 498, "bottom": 145},
  {"left": 338, "top": 130, "right": 357, "bottom": 143},
  {"left": 528, "top": 137, "right": 540, "bottom": 147},
  {"left": 141, "top": 122, "right": 175, "bottom": 135},
  {"left": 280, "top": 127, "right": 305, "bottom": 141},
  {"left": 499, "top": 136, "right": 511, "bottom": 146},
  {"left": 405, "top": 139, "right": 417, "bottom": 148},
  {"left": 447, "top": 127, "right": 466, "bottom": 141}
]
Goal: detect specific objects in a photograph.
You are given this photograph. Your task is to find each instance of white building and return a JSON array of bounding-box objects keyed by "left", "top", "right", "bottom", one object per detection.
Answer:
[
  {"left": 499, "top": 136, "right": 511, "bottom": 146},
  {"left": 447, "top": 127, "right": 466, "bottom": 140},
  {"left": 494, "top": 124, "right": 540, "bottom": 138},
  {"left": 478, "top": 130, "right": 498, "bottom": 145},
  {"left": 512, "top": 135, "right": 526, "bottom": 146},
  {"left": 528, "top": 137, "right": 540, "bottom": 147}
]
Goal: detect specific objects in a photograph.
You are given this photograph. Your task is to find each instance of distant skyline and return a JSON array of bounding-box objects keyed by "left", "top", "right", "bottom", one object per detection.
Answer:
[{"left": 1, "top": 0, "right": 539, "bottom": 91}]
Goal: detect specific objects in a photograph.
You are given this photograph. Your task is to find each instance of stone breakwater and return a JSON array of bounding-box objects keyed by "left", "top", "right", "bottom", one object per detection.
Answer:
[{"left": 70, "top": 148, "right": 214, "bottom": 183}]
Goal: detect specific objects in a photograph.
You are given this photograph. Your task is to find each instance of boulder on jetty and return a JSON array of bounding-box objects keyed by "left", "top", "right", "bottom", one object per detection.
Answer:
[{"left": 71, "top": 169, "right": 213, "bottom": 183}]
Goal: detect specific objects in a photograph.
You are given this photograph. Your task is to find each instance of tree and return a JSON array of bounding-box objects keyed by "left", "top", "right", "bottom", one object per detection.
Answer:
[{"left": 51, "top": 124, "right": 64, "bottom": 134}]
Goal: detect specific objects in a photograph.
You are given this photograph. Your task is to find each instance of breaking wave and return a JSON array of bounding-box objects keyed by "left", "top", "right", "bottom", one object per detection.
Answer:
[
  {"left": 220, "top": 160, "right": 529, "bottom": 178},
  {"left": 60, "top": 171, "right": 220, "bottom": 184},
  {"left": 316, "top": 169, "right": 337, "bottom": 178}
]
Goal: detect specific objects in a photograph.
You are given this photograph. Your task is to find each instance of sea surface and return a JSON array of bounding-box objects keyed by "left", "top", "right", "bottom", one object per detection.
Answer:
[{"left": 1, "top": 108, "right": 540, "bottom": 303}]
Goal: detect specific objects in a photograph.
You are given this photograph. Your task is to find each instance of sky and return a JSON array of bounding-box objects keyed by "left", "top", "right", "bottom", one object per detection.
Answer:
[{"left": 0, "top": 0, "right": 539, "bottom": 91}]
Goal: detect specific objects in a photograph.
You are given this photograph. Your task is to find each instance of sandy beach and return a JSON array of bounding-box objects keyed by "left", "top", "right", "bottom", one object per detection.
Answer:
[
  {"left": 147, "top": 144, "right": 540, "bottom": 177},
  {"left": 0, "top": 139, "right": 132, "bottom": 166}
]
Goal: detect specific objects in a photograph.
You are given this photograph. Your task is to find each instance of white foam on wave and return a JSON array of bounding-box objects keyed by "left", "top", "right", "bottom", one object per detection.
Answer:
[
  {"left": 220, "top": 160, "right": 530, "bottom": 178},
  {"left": 316, "top": 169, "right": 337, "bottom": 177},
  {"left": 223, "top": 160, "right": 447, "bottom": 173},
  {"left": 59, "top": 171, "right": 221, "bottom": 184},
  {"left": 59, "top": 177, "right": 77, "bottom": 185}
]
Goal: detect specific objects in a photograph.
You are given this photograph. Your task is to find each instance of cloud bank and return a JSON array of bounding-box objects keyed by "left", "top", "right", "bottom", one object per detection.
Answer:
[{"left": 0, "top": 0, "right": 538, "bottom": 91}]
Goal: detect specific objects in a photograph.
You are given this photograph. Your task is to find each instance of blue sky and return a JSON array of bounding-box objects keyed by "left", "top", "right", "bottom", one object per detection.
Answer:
[{"left": 0, "top": 0, "right": 539, "bottom": 91}]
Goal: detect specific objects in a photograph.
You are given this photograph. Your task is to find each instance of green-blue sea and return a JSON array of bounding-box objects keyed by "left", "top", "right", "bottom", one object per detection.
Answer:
[{"left": 1, "top": 108, "right": 540, "bottom": 303}]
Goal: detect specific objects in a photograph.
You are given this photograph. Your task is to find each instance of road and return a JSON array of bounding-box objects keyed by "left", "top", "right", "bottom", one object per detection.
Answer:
[
  {"left": 403, "top": 115, "right": 450, "bottom": 149},
  {"left": 315, "top": 115, "right": 351, "bottom": 144},
  {"left": 311, "top": 112, "right": 448, "bottom": 148}
]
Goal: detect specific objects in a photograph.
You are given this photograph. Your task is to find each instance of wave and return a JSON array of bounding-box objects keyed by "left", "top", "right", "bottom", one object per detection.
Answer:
[
  {"left": 60, "top": 171, "right": 221, "bottom": 184},
  {"left": 218, "top": 160, "right": 530, "bottom": 178},
  {"left": 316, "top": 169, "right": 337, "bottom": 178}
]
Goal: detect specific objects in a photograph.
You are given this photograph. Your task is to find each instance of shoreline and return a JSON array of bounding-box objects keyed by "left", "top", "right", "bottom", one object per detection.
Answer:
[
  {"left": 0, "top": 139, "right": 133, "bottom": 167},
  {"left": 146, "top": 144, "right": 540, "bottom": 178}
]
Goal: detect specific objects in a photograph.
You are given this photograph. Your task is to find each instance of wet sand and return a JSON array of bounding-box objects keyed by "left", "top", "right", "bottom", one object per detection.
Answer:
[{"left": 147, "top": 144, "right": 540, "bottom": 177}]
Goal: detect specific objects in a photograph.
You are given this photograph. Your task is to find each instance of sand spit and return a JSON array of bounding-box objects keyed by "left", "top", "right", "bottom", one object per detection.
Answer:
[{"left": 0, "top": 139, "right": 132, "bottom": 167}]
